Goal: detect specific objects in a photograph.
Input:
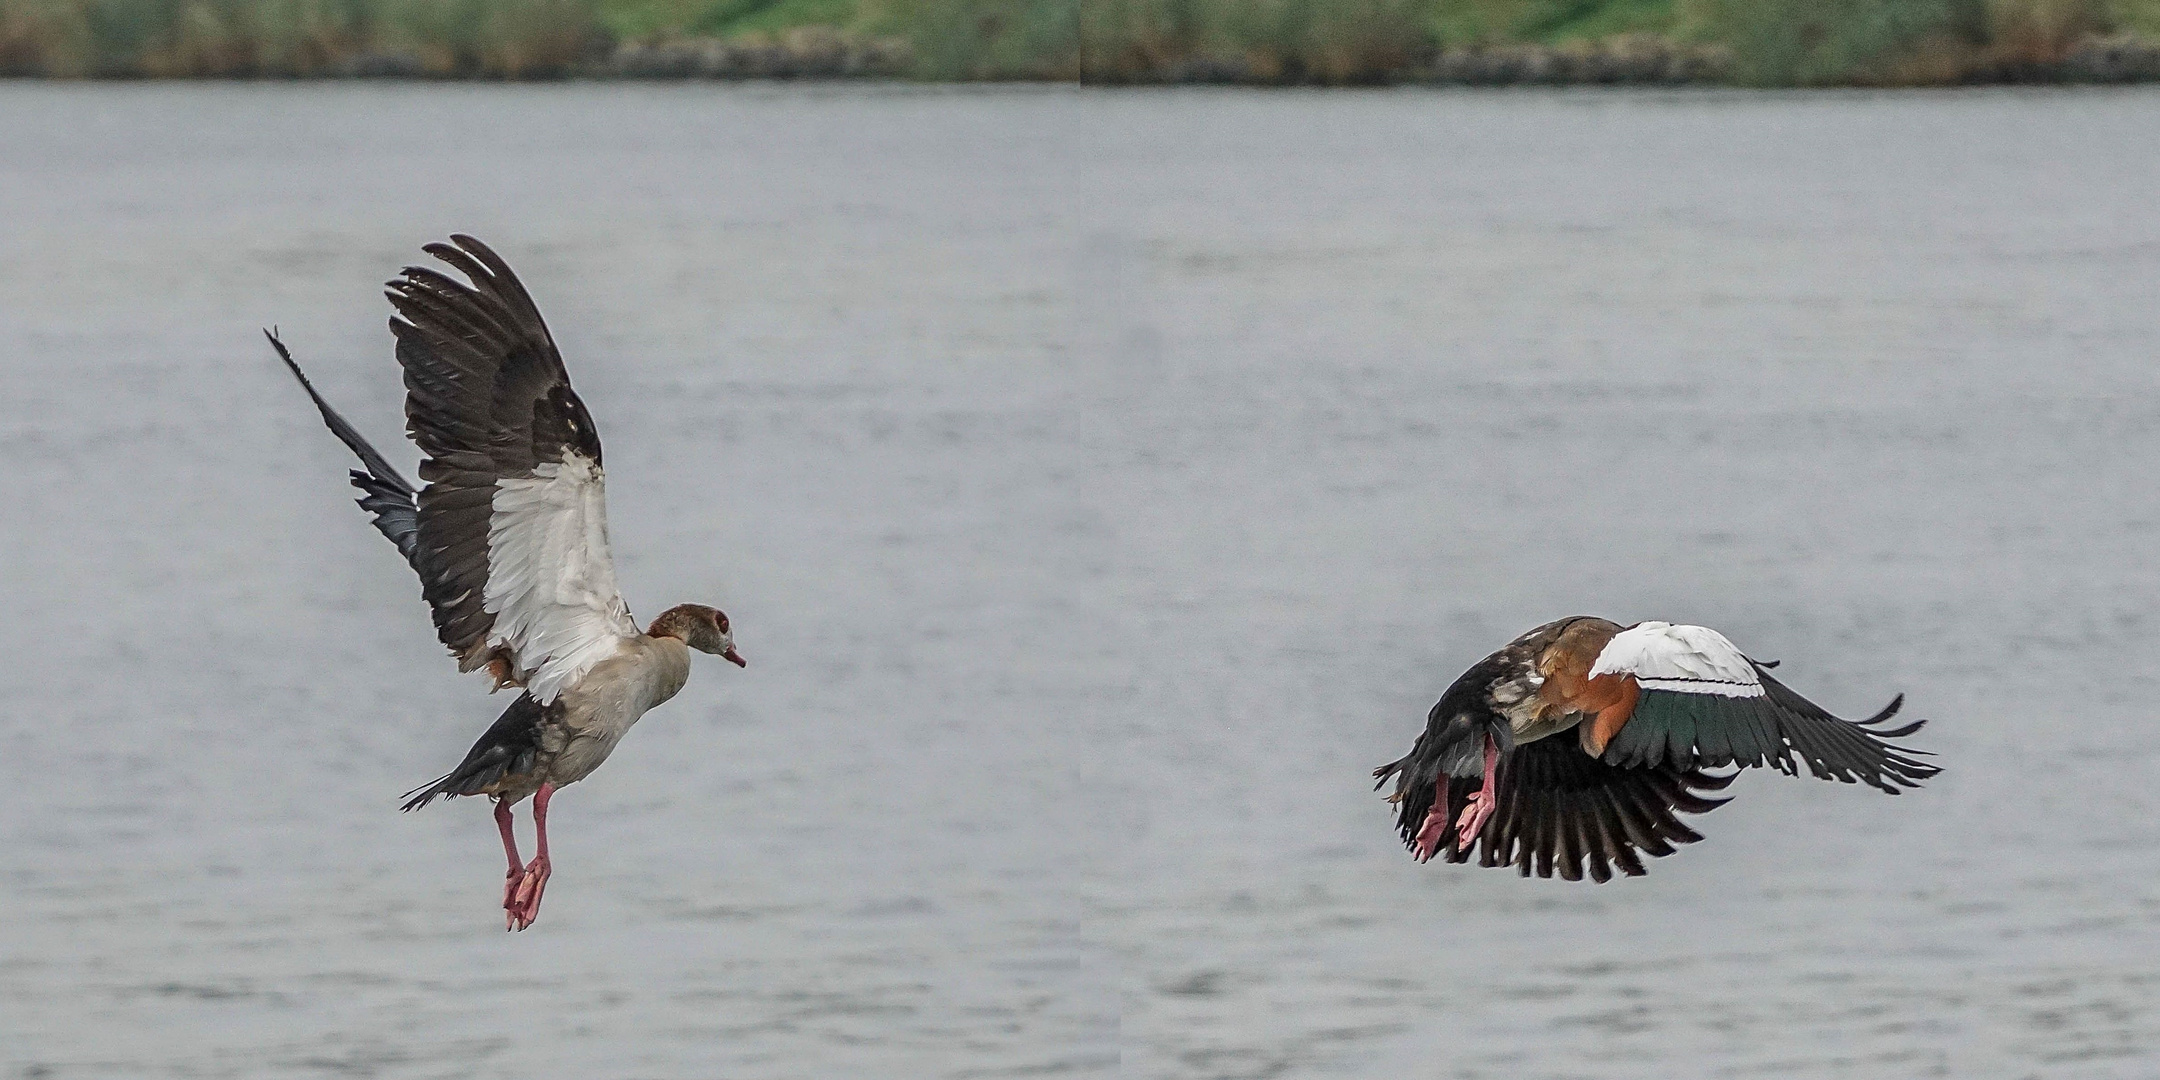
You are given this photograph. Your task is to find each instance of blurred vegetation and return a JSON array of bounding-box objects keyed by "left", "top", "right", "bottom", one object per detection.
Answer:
[
  {"left": 0, "top": 0, "right": 604, "bottom": 75},
  {"left": 2, "top": 0, "right": 2158, "bottom": 80},
  {"left": 1679, "top": 0, "right": 2145, "bottom": 84}
]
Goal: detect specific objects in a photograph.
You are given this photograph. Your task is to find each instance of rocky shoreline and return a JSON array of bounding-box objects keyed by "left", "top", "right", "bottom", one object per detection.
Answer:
[
  {"left": 11, "top": 31, "right": 2160, "bottom": 85},
  {"left": 602, "top": 30, "right": 913, "bottom": 80},
  {"left": 498, "top": 34, "right": 2160, "bottom": 85},
  {"left": 604, "top": 32, "right": 2160, "bottom": 85}
]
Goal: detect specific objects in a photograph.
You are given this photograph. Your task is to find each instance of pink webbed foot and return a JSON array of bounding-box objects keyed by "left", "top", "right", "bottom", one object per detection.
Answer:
[
  {"left": 1410, "top": 781, "right": 1498, "bottom": 861},
  {"left": 503, "top": 867, "right": 529, "bottom": 930},
  {"left": 1454, "top": 735, "right": 1502, "bottom": 853},
  {"left": 1453, "top": 786, "right": 1497, "bottom": 853},
  {"left": 1408, "top": 734, "right": 1501, "bottom": 861},
  {"left": 1412, "top": 802, "right": 1449, "bottom": 862},
  {"left": 506, "top": 855, "right": 551, "bottom": 932}
]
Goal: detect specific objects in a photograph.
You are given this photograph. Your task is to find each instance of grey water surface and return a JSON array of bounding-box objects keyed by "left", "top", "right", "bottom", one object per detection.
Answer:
[{"left": 2, "top": 83, "right": 2158, "bottom": 1078}]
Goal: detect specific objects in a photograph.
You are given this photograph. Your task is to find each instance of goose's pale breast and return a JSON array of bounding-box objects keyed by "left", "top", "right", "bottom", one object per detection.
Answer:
[{"left": 539, "top": 635, "right": 692, "bottom": 786}]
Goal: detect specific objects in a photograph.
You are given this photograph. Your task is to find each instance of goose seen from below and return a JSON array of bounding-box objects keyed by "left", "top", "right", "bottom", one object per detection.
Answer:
[
  {"left": 1375, "top": 617, "right": 1936, "bottom": 882},
  {"left": 272, "top": 235, "right": 744, "bottom": 930}
]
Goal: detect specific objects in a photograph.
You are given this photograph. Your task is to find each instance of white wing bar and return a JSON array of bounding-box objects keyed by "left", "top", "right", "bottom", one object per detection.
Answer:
[
  {"left": 484, "top": 450, "right": 638, "bottom": 704},
  {"left": 1587, "top": 621, "right": 1766, "bottom": 699}
]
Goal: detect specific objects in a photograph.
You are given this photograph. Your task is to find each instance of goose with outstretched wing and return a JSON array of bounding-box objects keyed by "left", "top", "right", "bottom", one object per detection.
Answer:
[
  {"left": 273, "top": 235, "right": 744, "bottom": 930},
  {"left": 1375, "top": 617, "right": 1936, "bottom": 882}
]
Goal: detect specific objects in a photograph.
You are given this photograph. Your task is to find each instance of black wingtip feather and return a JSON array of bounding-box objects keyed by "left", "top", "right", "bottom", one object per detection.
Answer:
[
  {"left": 1871, "top": 717, "right": 1929, "bottom": 739},
  {"left": 269, "top": 329, "right": 428, "bottom": 569},
  {"left": 268, "top": 328, "right": 417, "bottom": 497},
  {"left": 1614, "top": 673, "right": 1938, "bottom": 794}
]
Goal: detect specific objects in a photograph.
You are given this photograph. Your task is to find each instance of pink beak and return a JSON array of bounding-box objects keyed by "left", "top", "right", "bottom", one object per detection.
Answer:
[{"left": 723, "top": 647, "right": 746, "bottom": 668}]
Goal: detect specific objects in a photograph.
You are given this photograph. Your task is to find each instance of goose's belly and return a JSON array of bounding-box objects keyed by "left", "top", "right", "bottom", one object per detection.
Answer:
[
  {"left": 533, "top": 636, "right": 692, "bottom": 788},
  {"left": 544, "top": 725, "right": 633, "bottom": 786}
]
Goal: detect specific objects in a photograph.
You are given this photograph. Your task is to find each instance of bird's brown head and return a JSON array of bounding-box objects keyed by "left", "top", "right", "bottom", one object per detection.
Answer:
[{"left": 649, "top": 604, "right": 745, "bottom": 667}]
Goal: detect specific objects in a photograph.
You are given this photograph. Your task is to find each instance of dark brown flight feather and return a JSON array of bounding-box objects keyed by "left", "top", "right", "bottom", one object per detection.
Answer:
[{"left": 385, "top": 234, "right": 605, "bottom": 678}]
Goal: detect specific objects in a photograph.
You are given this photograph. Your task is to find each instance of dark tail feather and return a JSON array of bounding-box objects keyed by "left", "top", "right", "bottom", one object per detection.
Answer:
[
  {"left": 1372, "top": 757, "right": 1406, "bottom": 788},
  {"left": 400, "top": 740, "right": 529, "bottom": 812},
  {"left": 400, "top": 741, "right": 526, "bottom": 812},
  {"left": 266, "top": 328, "right": 424, "bottom": 566},
  {"left": 401, "top": 772, "right": 459, "bottom": 812},
  {"left": 402, "top": 693, "right": 548, "bottom": 812}
]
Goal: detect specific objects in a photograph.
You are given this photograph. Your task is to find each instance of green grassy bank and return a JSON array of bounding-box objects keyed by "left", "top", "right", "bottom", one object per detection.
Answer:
[{"left": 4, "top": 0, "right": 2160, "bottom": 83}]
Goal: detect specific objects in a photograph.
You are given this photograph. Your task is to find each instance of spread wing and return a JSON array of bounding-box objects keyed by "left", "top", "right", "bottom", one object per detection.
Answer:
[
  {"left": 389, "top": 235, "right": 636, "bottom": 704},
  {"left": 269, "top": 329, "right": 422, "bottom": 566},
  {"left": 1397, "top": 737, "right": 1735, "bottom": 883},
  {"left": 1584, "top": 622, "right": 1937, "bottom": 791}
]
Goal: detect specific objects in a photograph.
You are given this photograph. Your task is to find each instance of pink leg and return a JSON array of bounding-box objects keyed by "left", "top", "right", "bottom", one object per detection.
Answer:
[
  {"left": 1453, "top": 736, "right": 1501, "bottom": 854},
  {"left": 495, "top": 799, "right": 525, "bottom": 930},
  {"left": 1410, "top": 734, "right": 1503, "bottom": 862},
  {"left": 507, "top": 784, "right": 554, "bottom": 932}
]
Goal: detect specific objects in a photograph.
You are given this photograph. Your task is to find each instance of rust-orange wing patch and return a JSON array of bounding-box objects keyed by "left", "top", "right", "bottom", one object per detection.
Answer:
[{"left": 1580, "top": 675, "right": 1640, "bottom": 755}]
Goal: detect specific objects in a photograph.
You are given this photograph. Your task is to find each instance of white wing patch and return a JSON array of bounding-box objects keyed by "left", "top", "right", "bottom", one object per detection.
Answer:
[
  {"left": 1587, "top": 621, "right": 1765, "bottom": 699},
  {"left": 484, "top": 450, "right": 638, "bottom": 704}
]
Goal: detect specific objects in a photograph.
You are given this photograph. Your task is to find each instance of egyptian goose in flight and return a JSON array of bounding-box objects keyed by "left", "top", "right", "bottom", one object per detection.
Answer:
[
  {"left": 1374, "top": 617, "right": 1936, "bottom": 882},
  {"left": 271, "top": 235, "right": 744, "bottom": 930}
]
